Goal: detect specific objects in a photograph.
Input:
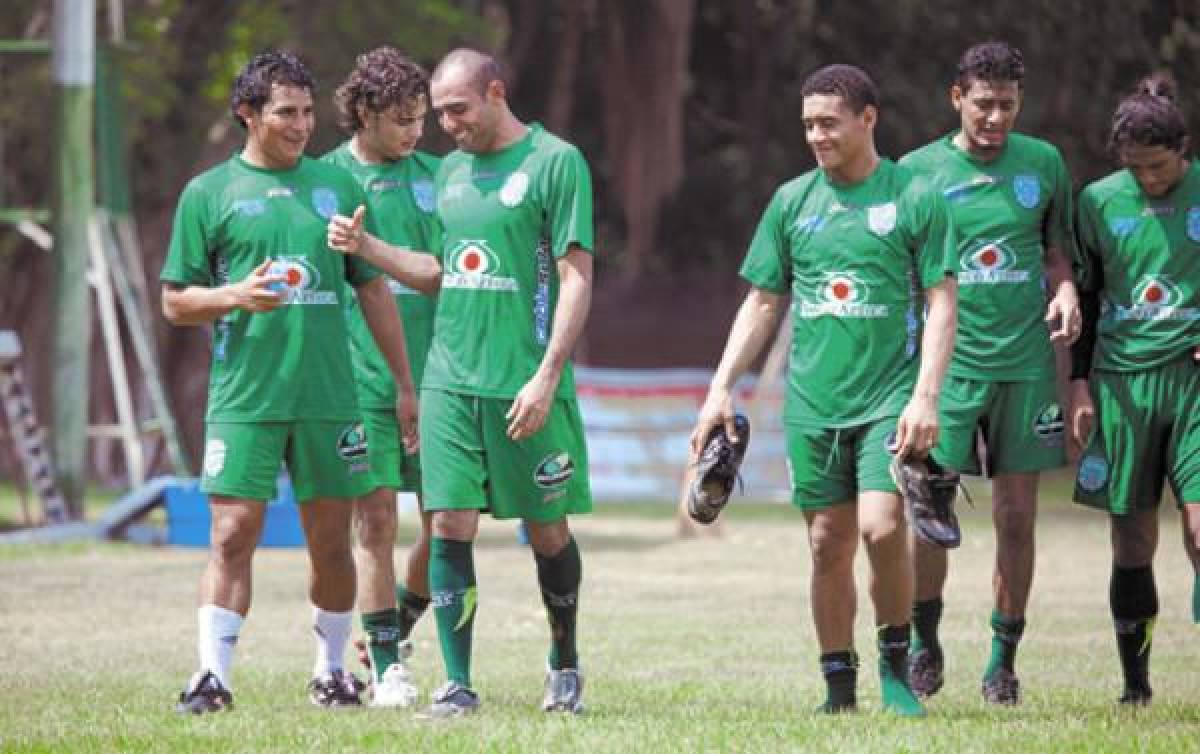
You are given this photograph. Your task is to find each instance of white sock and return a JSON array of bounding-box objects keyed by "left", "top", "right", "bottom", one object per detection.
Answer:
[
  {"left": 312, "top": 606, "right": 354, "bottom": 677},
  {"left": 197, "top": 604, "right": 243, "bottom": 689}
]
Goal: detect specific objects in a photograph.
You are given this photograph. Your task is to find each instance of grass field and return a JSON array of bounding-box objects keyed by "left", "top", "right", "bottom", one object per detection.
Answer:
[{"left": 1, "top": 472, "right": 1198, "bottom": 753}]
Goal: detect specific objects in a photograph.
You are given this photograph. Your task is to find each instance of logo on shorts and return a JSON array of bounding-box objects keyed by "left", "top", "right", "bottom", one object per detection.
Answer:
[
  {"left": 499, "top": 171, "right": 530, "bottom": 208},
  {"left": 1077, "top": 454, "right": 1109, "bottom": 492},
  {"left": 411, "top": 179, "right": 436, "bottom": 213},
  {"left": 959, "top": 240, "right": 1030, "bottom": 285},
  {"left": 336, "top": 423, "right": 369, "bottom": 473},
  {"left": 311, "top": 187, "right": 339, "bottom": 219},
  {"left": 1012, "top": 174, "right": 1040, "bottom": 209},
  {"left": 867, "top": 202, "right": 897, "bottom": 235},
  {"left": 883, "top": 430, "right": 899, "bottom": 455},
  {"left": 534, "top": 452, "right": 574, "bottom": 489},
  {"left": 203, "top": 439, "right": 227, "bottom": 477},
  {"left": 1032, "top": 402, "right": 1064, "bottom": 446}
]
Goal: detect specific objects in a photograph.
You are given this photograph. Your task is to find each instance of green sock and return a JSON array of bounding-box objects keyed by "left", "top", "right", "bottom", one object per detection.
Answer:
[
  {"left": 911, "top": 597, "right": 943, "bottom": 656},
  {"left": 395, "top": 586, "right": 431, "bottom": 641},
  {"left": 818, "top": 650, "right": 858, "bottom": 713},
  {"left": 534, "top": 537, "right": 582, "bottom": 670},
  {"left": 361, "top": 608, "right": 401, "bottom": 682},
  {"left": 430, "top": 537, "right": 477, "bottom": 688},
  {"left": 983, "top": 609, "right": 1025, "bottom": 679},
  {"left": 1193, "top": 573, "right": 1200, "bottom": 624},
  {"left": 878, "top": 624, "right": 926, "bottom": 718}
]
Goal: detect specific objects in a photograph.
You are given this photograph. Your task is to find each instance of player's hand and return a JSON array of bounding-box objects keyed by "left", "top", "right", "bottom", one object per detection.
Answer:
[
  {"left": 232, "top": 258, "right": 286, "bottom": 312},
  {"left": 395, "top": 384, "right": 419, "bottom": 454},
  {"left": 895, "top": 392, "right": 939, "bottom": 459},
  {"left": 690, "top": 388, "right": 739, "bottom": 460},
  {"left": 1046, "top": 285, "right": 1082, "bottom": 345},
  {"left": 1068, "top": 379, "right": 1095, "bottom": 451},
  {"left": 328, "top": 205, "right": 367, "bottom": 254},
  {"left": 507, "top": 373, "right": 556, "bottom": 441},
  {"left": 1194, "top": 345, "right": 1200, "bottom": 363}
]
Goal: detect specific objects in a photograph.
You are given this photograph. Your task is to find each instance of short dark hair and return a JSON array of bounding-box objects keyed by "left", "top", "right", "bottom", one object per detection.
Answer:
[
  {"left": 801, "top": 64, "right": 878, "bottom": 114},
  {"left": 434, "top": 48, "right": 507, "bottom": 96},
  {"left": 1108, "top": 72, "right": 1188, "bottom": 154},
  {"left": 333, "top": 47, "right": 429, "bottom": 133},
  {"left": 230, "top": 51, "right": 314, "bottom": 129},
  {"left": 955, "top": 41, "right": 1025, "bottom": 90}
]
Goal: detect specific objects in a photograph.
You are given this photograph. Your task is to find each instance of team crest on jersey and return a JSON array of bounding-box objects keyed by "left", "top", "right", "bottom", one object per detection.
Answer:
[
  {"left": 203, "top": 439, "right": 227, "bottom": 478},
  {"left": 499, "top": 170, "right": 530, "bottom": 208},
  {"left": 1108, "top": 217, "right": 1140, "bottom": 238},
  {"left": 336, "top": 423, "right": 369, "bottom": 473},
  {"left": 958, "top": 240, "right": 1030, "bottom": 285},
  {"left": 233, "top": 198, "right": 267, "bottom": 217},
  {"left": 1077, "top": 454, "right": 1109, "bottom": 493},
  {"left": 411, "top": 179, "right": 436, "bottom": 213},
  {"left": 1188, "top": 207, "right": 1200, "bottom": 242},
  {"left": 312, "top": 188, "right": 339, "bottom": 219},
  {"left": 268, "top": 256, "right": 336, "bottom": 305},
  {"left": 1012, "top": 174, "right": 1040, "bottom": 209},
  {"left": 1032, "top": 403, "right": 1064, "bottom": 446},
  {"left": 866, "top": 202, "right": 897, "bottom": 235},
  {"left": 534, "top": 451, "right": 574, "bottom": 489}
]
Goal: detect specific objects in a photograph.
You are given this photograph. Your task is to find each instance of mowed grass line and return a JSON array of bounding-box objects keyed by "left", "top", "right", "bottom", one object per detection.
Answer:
[{"left": 1, "top": 479, "right": 1197, "bottom": 753}]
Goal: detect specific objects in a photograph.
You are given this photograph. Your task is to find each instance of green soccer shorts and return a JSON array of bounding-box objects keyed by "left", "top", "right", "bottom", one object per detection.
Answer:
[
  {"left": 934, "top": 375, "right": 1066, "bottom": 476},
  {"left": 419, "top": 389, "right": 593, "bottom": 522},
  {"left": 785, "top": 417, "right": 899, "bottom": 510},
  {"left": 201, "top": 420, "right": 373, "bottom": 502},
  {"left": 362, "top": 408, "right": 421, "bottom": 494},
  {"left": 1074, "top": 357, "right": 1200, "bottom": 515}
]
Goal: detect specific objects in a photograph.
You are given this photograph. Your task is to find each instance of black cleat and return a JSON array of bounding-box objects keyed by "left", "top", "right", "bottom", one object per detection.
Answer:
[
  {"left": 891, "top": 454, "right": 961, "bottom": 548},
  {"left": 307, "top": 669, "right": 365, "bottom": 708},
  {"left": 1118, "top": 686, "right": 1153, "bottom": 706},
  {"left": 982, "top": 668, "right": 1021, "bottom": 705},
  {"left": 908, "top": 648, "right": 944, "bottom": 699},
  {"left": 688, "top": 414, "right": 751, "bottom": 524},
  {"left": 176, "top": 670, "right": 233, "bottom": 715}
]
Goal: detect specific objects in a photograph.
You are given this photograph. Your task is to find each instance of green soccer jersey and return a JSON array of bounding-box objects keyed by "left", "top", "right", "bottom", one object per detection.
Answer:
[
  {"left": 740, "top": 159, "right": 957, "bottom": 428},
  {"left": 160, "top": 155, "right": 378, "bottom": 422},
  {"left": 422, "top": 123, "right": 594, "bottom": 399},
  {"left": 1075, "top": 161, "right": 1200, "bottom": 372},
  {"left": 900, "top": 133, "right": 1074, "bottom": 381},
  {"left": 322, "top": 144, "right": 442, "bottom": 410}
]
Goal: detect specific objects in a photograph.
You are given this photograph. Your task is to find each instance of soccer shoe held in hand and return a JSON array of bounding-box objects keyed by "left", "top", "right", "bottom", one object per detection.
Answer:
[
  {"left": 688, "top": 414, "right": 751, "bottom": 524},
  {"left": 891, "top": 453, "right": 962, "bottom": 549}
]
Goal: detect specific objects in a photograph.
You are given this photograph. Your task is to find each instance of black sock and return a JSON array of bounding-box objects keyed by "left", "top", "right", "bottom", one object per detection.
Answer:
[
  {"left": 878, "top": 623, "right": 911, "bottom": 681},
  {"left": 911, "top": 598, "right": 943, "bottom": 656},
  {"left": 534, "top": 537, "right": 582, "bottom": 670},
  {"left": 820, "top": 650, "right": 858, "bottom": 710},
  {"left": 1111, "top": 565, "right": 1157, "bottom": 694}
]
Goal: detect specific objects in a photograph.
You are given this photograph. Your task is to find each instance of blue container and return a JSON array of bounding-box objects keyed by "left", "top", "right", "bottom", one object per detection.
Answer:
[{"left": 165, "top": 477, "right": 306, "bottom": 548}]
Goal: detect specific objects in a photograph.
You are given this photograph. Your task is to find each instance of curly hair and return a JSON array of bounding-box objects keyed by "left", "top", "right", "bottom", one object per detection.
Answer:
[
  {"left": 955, "top": 41, "right": 1024, "bottom": 90},
  {"left": 230, "top": 50, "right": 314, "bottom": 129},
  {"left": 334, "top": 47, "right": 430, "bottom": 133},
  {"left": 801, "top": 64, "right": 878, "bottom": 114},
  {"left": 1108, "top": 72, "right": 1188, "bottom": 154}
]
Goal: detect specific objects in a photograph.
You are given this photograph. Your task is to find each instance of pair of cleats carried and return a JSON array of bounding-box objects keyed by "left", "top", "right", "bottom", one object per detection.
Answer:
[
  {"left": 890, "top": 453, "right": 963, "bottom": 549},
  {"left": 421, "top": 667, "right": 585, "bottom": 719},
  {"left": 687, "top": 414, "right": 751, "bottom": 524},
  {"left": 907, "top": 648, "right": 1020, "bottom": 705}
]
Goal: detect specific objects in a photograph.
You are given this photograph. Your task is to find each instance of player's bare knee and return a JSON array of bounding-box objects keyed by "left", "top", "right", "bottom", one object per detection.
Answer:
[
  {"left": 808, "top": 531, "right": 856, "bottom": 572},
  {"left": 354, "top": 502, "right": 397, "bottom": 552},
  {"left": 432, "top": 509, "right": 478, "bottom": 541},
  {"left": 526, "top": 518, "right": 570, "bottom": 556}
]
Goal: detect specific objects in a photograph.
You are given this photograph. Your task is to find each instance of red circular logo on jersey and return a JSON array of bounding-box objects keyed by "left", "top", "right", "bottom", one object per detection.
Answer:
[
  {"left": 1143, "top": 284, "right": 1164, "bottom": 303},
  {"left": 979, "top": 246, "right": 999, "bottom": 267}
]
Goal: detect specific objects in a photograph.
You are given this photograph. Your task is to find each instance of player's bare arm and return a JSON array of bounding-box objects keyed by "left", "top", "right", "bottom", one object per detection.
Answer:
[
  {"left": 161, "top": 258, "right": 286, "bottom": 326},
  {"left": 690, "top": 287, "right": 786, "bottom": 457},
  {"left": 327, "top": 205, "right": 443, "bottom": 294},
  {"left": 357, "top": 275, "right": 420, "bottom": 452},
  {"left": 896, "top": 276, "right": 956, "bottom": 458},
  {"left": 1044, "top": 243, "right": 1082, "bottom": 344},
  {"left": 506, "top": 246, "right": 593, "bottom": 441}
]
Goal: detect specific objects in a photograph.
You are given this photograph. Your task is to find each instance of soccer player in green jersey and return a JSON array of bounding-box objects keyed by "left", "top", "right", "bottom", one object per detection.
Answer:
[
  {"left": 328, "top": 48, "right": 593, "bottom": 717},
  {"left": 691, "top": 64, "right": 958, "bottom": 717},
  {"left": 323, "top": 47, "right": 440, "bottom": 708},
  {"left": 898, "top": 42, "right": 1081, "bottom": 705},
  {"left": 1070, "top": 73, "right": 1200, "bottom": 706},
  {"left": 162, "top": 51, "right": 418, "bottom": 714}
]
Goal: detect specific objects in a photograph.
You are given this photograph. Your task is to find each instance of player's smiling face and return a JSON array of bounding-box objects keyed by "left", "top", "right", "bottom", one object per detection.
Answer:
[
  {"left": 803, "top": 94, "right": 874, "bottom": 178},
  {"left": 432, "top": 65, "right": 502, "bottom": 154},
  {"left": 952, "top": 78, "right": 1020, "bottom": 159},
  {"left": 1120, "top": 142, "right": 1190, "bottom": 198},
  {"left": 241, "top": 83, "right": 314, "bottom": 169},
  {"left": 359, "top": 96, "right": 427, "bottom": 162}
]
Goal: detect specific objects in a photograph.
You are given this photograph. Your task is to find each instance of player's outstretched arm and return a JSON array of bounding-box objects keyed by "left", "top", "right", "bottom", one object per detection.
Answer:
[
  {"left": 161, "top": 259, "right": 286, "bottom": 326},
  {"left": 506, "top": 246, "right": 593, "bottom": 441},
  {"left": 357, "top": 276, "right": 419, "bottom": 452},
  {"left": 690, "top": 287, "right": 785, "bottom": 458},
  {"left": 895, "top": 276, "right": 956, "bottom": 458},
  {"left": 327, "top": 205, "right": 442, "bottom": 294}
]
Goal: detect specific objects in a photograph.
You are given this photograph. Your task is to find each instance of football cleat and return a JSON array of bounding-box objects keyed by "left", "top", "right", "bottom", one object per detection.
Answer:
[
  {"left": 542, "top": 667, "right": 585, "bottom": 714},
  {"left": 1118, "top": 686, "right": 1153, "bottom": 706},
  {"left": 307, "top": 669, "right": 365, "bottom": 708},
  {"left": 982, "top": 668, "right": 1021, "bottom": 705},
  {"left": 688, "top": 414, "right": 751, "bottom": 524},
  {"left": 175, "top": 669, "right": 233, "bottom": 715},
  {"left": 421, "top": 681, "right": 480, "bottom": 719},
  {"left": 891, "top": 453, "right": 962, "bottom": 548},
  {"left": 908, "top": 648, "right": 945, "bottom": 699}
]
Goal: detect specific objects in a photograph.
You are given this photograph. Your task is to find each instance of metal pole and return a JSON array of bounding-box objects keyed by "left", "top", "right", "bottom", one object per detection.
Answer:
[{"left": 51, "top": 0, "right": 95, "bottom": 518}]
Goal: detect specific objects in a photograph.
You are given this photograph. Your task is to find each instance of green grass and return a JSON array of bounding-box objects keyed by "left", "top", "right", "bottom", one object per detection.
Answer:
[{"left": 1, "top": 472, "right": 1197, "bottom": 753}]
